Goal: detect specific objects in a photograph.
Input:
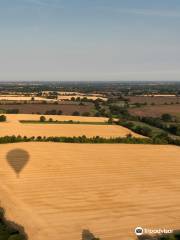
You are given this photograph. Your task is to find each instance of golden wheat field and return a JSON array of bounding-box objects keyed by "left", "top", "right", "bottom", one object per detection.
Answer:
[
  {"left": 58, "top": 92, "right": 105, "bottom": 97},
  {"left": 0, "top": 95, "right": 56, "bottom": 102},
  {"left": 5, "top": 114, "right": 109, "bottom": 123},
  {"left": 0, "top": 114, "right": 143, "bottom": 138},
  {"left": 58, "top": 95, "right": 107, "bottom": 101},
  {"left": 0, "top": 94, "right": 107, "bottom": 101},
  {"left": 0, "top": 143, "right": 180, "bottom": 240}
]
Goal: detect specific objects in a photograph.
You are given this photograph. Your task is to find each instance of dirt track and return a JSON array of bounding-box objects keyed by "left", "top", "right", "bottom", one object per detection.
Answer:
[{"left": 0, "top": 143, "right": 180, "bottom": 240}]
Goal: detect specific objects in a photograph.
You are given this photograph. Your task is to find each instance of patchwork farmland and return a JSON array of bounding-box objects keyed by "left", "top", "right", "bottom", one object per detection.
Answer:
[{"left": 1, "top": 82, "right": 180, "bottom": 240}]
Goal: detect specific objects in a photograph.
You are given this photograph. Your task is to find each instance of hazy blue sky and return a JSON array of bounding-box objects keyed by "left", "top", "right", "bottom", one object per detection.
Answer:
[{"left": 0, "top": 0, "right": 180, "bottom": 81}]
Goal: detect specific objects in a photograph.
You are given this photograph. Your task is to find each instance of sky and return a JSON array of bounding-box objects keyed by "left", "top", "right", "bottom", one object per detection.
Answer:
[{"left": 0, "top": 0, "right": 180, "bottom": 81}]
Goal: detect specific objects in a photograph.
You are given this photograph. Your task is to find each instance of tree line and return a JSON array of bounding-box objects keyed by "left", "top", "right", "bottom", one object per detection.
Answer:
[
  {"left": 141, "top": 116, "right": 180, "bottom": 136},
  {"left": 0, "top": 135, "right": 153, "bottom": 145},
  {"left": 0, "top": 134, "right": 180, "bottom": 146}
]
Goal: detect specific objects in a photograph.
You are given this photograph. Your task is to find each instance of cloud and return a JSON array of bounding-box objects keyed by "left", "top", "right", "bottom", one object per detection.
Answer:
[
  {"left": 104, "top": 7, "right": 180, "bottom": 18},
  {"left": 123, "top": 8, "right": 180, "bottom": 17},
  {"left": 23, "top": 0, "right": 63, "bottom": 9}
]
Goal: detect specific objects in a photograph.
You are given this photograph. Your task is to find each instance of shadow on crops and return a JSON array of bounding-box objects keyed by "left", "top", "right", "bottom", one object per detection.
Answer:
[
  {"left": 0, "top": 207, "right": 28, "bottom": 239},
  {"left": 82, "top": 229, "right": 100, "bottom": 240},
  {"left": 81, "top": 229, "right": 180, "bottom": 240},
  {"left": 6, "top": 149, "right": 30, "bottom": 178},
  {"left": 137, "top": 231, "right": 180, "bottom": 240}
]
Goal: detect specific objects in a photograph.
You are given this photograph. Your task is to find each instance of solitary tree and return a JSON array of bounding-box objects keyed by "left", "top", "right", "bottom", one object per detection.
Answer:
[{"left": 40, "top": 116, "right": 46, "bottom": 122}]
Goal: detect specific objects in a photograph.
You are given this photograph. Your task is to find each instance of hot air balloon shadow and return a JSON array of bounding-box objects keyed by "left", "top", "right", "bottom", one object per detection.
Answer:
[{"left": 6, "top": 149, "right": 30, "bottom": 178}]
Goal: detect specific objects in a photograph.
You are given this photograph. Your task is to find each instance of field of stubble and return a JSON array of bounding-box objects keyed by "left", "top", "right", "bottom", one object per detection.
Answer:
[
  {"left": 0, "top": 114, "right": 143, "bottom": 138},
  {"left": 0, "top": 143, "right": 180, "bottom": 240}
]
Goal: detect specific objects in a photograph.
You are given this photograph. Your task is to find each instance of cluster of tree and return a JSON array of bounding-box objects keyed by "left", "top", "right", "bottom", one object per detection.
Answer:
[
  {"left": 107, "top": 95, "right": 127, "bottom": 104},
  {"left": 141, "top": 113, "right": 175, "bottom": 124},
  {"left": 94, "top": 102, "right": 130, "bottom": 118},
  {"left": 141, "top": 115, "right": 180, "bottom": 136},
  {"left": 163, "top": 101, "right": 180, "bottom": 105},
  {"left": 161, "top": 113, "right": 173, "bottom": 122},
  {"left": 118, "top": 119, "right": 180, "bottom": 145},
  {"left": 72, "top": 111, "right": 80, "bottom": 116},
  {"left": 45, "top": 92, "right": 58, "bottom": 99},
  {"left": 132, "top": 102, "right": 148, "bottom": 107},
  {"left": 94, "top": 108, "right": 107, "bottom": 117},
  {"left": 137, "top": 231, "right": 180, "bottom": 240},
  {"left": 82, "top": 229, "right": 180, "bottom": 240},
  {"left": 69, "top": 96, "right": 105, "bottom": 103},
  {"left": 0, "top": 115, "right": 6, "bottom": 122},
  {"left": 7, "top": 109, "right": 19, "bottom": 114},
  {"left": 0, "top": 109, "right": 19, "bottom": 114},
  {"left": 2, "top": 81, "right": 180, "bottom": 96},
  {"left": 82, "top": 112, "right": 91, "bottom": 116},
  {"left": 109, "top": 105, "right": 130, "bottom": 118},
  {"left": 120, "top": 121, "right": 153, "bottom": 137},
  {"left": 140, "top": 117, "right": 163, "bottom": 129},
  {"left": 0, "top": 208, "right": 27, "bottom": 240},
  {"left": 71, "top": 97, "right": 88, "bottom": 102},
  {"left": 72, "top": 111, "right": 91, "bottom": 116},
  {"left": 90, "top": 99, "right": 107, "bottom": 117},
  {"left": 130, "top": 102, "right": 180, "bottom": 107},
  {"left": 45, "top": 109, "right": 63, "bottom": 115},
  {"left": 166, "top": 124, "right": 180, "bottom": 136}
]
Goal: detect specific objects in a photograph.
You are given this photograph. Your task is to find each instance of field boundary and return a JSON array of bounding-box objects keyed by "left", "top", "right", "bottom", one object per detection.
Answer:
[
  {"left": 19, "top": 120, "right": 111, "bottom": 125},
  {"left": 0, "top": 134, "right": 164, "bottom": 145}
]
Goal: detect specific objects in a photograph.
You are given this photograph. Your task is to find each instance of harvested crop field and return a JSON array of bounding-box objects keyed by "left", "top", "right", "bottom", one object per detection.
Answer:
[
  {"left": 0, "top": 114, "right": 142, "bottom": 138},
  {"left": 128, "top": 96, "right": 180, "bottom": 105},
  {"left": 58, "top": 95, "right": 107, "bottom": 101},
  {"left": 0, "top": 143, "right": 180, "bottom": 240},
  {"left": 129, "top": 104, "right": 180, "bottom": 118},
  {"left": 0, "top": 96, "right": 55, "bottom": 102},
  {"left": 5, "top": 114, "right": 108, "bottom": 123},
  {"left": 0, "top": 103, "right": 94, "bottom": 115}
]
